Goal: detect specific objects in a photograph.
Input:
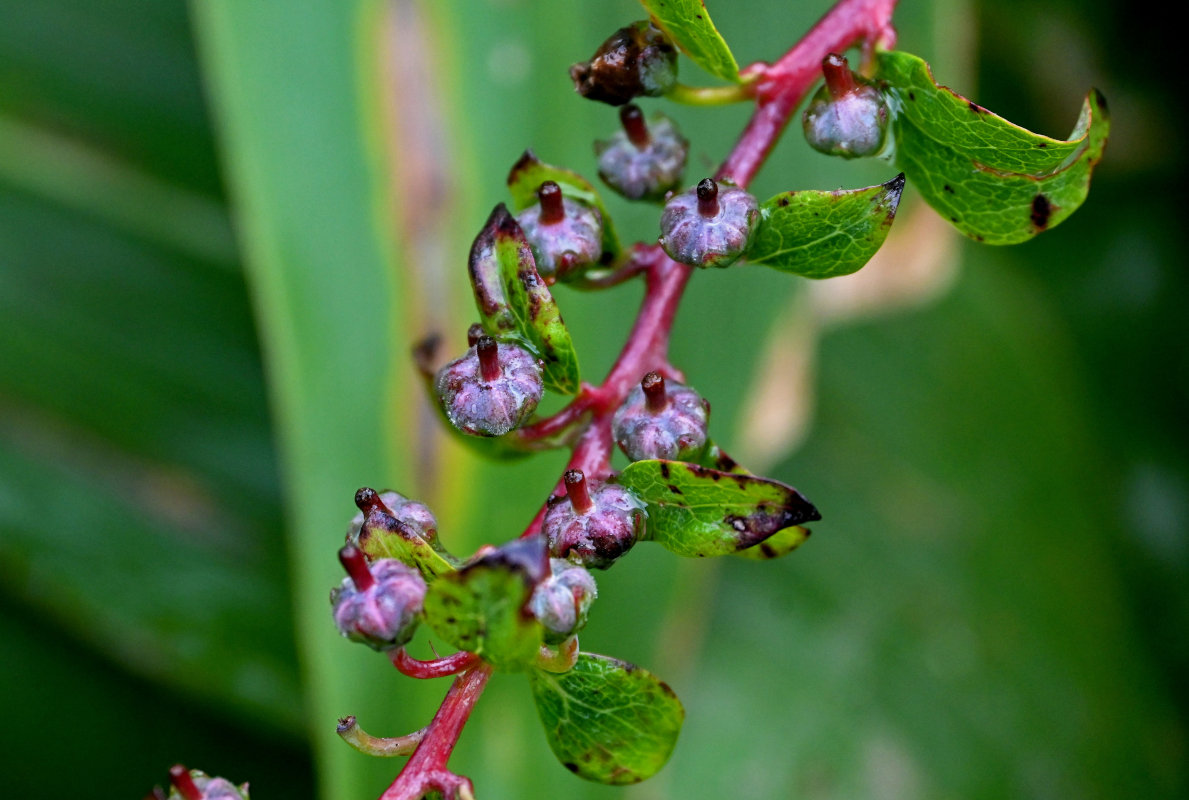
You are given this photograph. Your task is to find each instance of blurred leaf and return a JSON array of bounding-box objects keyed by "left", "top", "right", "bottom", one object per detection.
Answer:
[
  {"left": 639, "top": 0, "right": 740, "bottom": 82},
  {"left": 876, "top": 49, "right": 1109, "bottom": 244},
  {"left": 617, "top": 459, "right": 820, "bottom": 557},
  {"left": 528, "top": 652, "right": 684, "bottom": 784},
  {"left": 191, "top": 2, "right": 424, "bottom": 798},
  {"left": 506, "top": 149, "right": 622, "bottom": 259},
  {"left": 749, "top": 174, "right": 904, "bottom": 278},
  {"left": 423, "top": 537, "right": 546, "bottom": 670}
]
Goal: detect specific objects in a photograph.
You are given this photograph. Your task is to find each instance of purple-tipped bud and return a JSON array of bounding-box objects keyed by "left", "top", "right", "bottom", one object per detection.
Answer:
[
  {"left": 435, "top": 339, "right": 543, "bottom": 436},
  {"left": 167, "top": 766, "right": 249, "bottom": 800},
  {"left": 516, "top": 186, "right": 603, "bottom": 280},
  {"left": 544, "top": 472, "right": 646, "bottom": 569},
  {"left": 331, "top": 555, "right": 427, "bottom": 650},
  {"left": 569, "top": 21, "right": 677, "bottom": 106},
  {"left": 530, "top": 558, "right": 598, "bottom": 643},
  {"left": 659, "top": 178, "right": 760, "bottom": 268},
  {"left": 595, "top": 107, "right": 688, "bottom": 201},
  {"left": 803, "top": 53, "right": 889, "bottom": 159},
  {"left": 347, "top": 489, "right": 438, "bottom": 545},
  {"left": 613, "top": 373, "right": 710, "bottom": 462}
]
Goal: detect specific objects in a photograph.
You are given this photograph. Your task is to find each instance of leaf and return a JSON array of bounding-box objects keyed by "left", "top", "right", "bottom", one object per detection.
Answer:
[
  {"left": 351, "top": 491, "right": 460, "bottom": 580},
  {"left": 506, "top": 149, "right": 621, "bottom": 259},
  {"left": 468, "top": 204, "right": 582, "bottom": 394},
  {"left": 875, "top": 50, "right": 1110, "bottom": 244},
  {"left": 748, "top": 174, "right": 905, "bottom": 278},
  {"left": 695, "top": 439, "right": 749, "bottom": 475},
  {"left": 529, "top": 652, "right": 684, "bottom": 784},
  {"left": 639, "top": 0, "right": 740, "bottom": 83},
  {"left": 616, "top": 459, "right": 820, "bottom": 557},
  {"left": 423, "top": 536, "right": 547, "bottom": 670},
  {"left": 733, "top": 524, "right": 811, "bottom": 559}
]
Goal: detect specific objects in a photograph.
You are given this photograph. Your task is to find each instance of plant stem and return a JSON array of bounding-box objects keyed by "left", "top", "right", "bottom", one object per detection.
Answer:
[
  {"left": 390, "top": 647, "right": 481, "bottom": 679},
  {"left": 664, "top": 80, "right": 757, "bottom": 106},
  {"left": 337, "top": 716, "right": 426, "bottom": 758},
  {"left": 380, "top": 664, "right": 492, "bottom": 800}
]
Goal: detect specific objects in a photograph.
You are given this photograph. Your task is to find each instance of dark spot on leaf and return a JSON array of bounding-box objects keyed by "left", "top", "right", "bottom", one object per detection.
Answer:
[
  {"left": 564, "top": 763, "right": 580, "bottom": 774},
  {"left": 667, "top": 484, "right": 683, "bottom": 495},
  {"left": 908, "top": 91, "right": 916, "bottom": 101},
  {"left": 659, "top": 462, "right": 670, "bottom": 479},
  {"left": 760, "top": 543, "right": 777, "bottom": 558},
  {"left": 950, "top": 216, "right": 959, "bottom": 223},
  {"left": 943, "top": 184, "right": 954, "bottom": 194},
  {"left": 1093, "top": 88, "right": 1108, "bottom": 111},
  {"left": 777, "top": 196, "right": 789, "bottom": 207},
  {"left": 1037, "top": 142, "right": 1048, "bottom": 148},
  {"left": 968, "top": 101, "right": 984, "bottom": 114},
  {"left": 1030, "top": 193, "right": 1052, "bottom": 229},
  {"left": 975, "top": 235, "right": 985, "bottom": 242},
  {"left": 445, "top": 617, "right": 457, "bottom": 624}
]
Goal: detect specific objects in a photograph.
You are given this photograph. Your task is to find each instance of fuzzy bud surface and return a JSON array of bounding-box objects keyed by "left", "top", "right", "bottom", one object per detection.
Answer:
[
  {"left": 530, "top": 558, "right": 598, "bottom": 642},
  {"left": 544, "top": 474, "right": 646, "bottom": 569},
  {"left": 436, "top": 338, "right": 543, "bottom": 436},
  {"left": 516, "top": 186, "right": 603, "bottom": 280},
  {"left": 659, "top": 178, "right": 759, "bottom": 268},
  {"left": 331, "top": 558, "right": 427, "bottom": 650},
  {"left": 595, "top": 107, "right": 688, "bottom": 201},
  {"left": 613, "top": 374, "right": 709, "bottom": 461}
]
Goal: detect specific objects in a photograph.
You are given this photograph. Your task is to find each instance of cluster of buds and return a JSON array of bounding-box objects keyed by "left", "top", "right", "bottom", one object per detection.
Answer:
[
  {"left": 659, "top": 178, "right": 760, "bottom": 268},
  {"left": 544, "top": 469, "right": 647, "bottom": 569},
  {"left": 595, "top": 105, "right": 688, "bottom": 201},
  {"left": 802, "top": 53, "right": 890, "bottom": 158},
  {"left": 613, "top": 371, "right": 710, "bottom": 462},
  {"left": 516, "top": 181, "right": 603, "bottom": 280},
  {"left": 435, "top": 327, "right": 543, "bottom": 437}
]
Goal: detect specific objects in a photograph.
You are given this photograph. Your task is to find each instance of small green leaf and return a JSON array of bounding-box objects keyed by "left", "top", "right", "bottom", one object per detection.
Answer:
[
  {"left": 529, "top": 652, "right": 684, "bottom": 784},
  {"left": 423, "top": 537, "right": 547, "bottom": 670},
  {"left": 468, "top": 204, "right": 581, "bottom": 394},
  {"left": 352, "top": 495, "right": 459, "bottom": 580},
  {"left": 876, "top": 50, "right": 1110, "bottom": 244},
  {"left": 639, "top": 0, "right": 739, "bottom": 83},
  {"left": 617, "top": 460, "right": 820, "bottom": 557},
  {"left": 748, "top": 175, "right": 904, "bottom": 278},
  {"left": 507, "top": 149, "right": 621, "bottom": 259}
]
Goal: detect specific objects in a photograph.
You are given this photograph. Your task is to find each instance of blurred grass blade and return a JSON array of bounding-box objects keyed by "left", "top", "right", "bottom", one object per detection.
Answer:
[{"left": 191, "top": 2, "right": 412, "bottom": 798}]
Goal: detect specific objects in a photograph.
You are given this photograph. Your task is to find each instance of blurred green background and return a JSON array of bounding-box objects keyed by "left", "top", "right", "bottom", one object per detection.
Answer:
[{"left": 0, "top": 1, "right": 1184, "bottom": 798}]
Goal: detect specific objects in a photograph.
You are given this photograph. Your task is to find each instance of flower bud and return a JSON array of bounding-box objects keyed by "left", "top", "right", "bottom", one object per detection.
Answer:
[
  {"left": 347, "top": 489, "right": 437, "bottom": 544},
  {"left": 544, "top": 470, "right": 646, "bottom": 569},
  {"left": 595, "top": 105, "right": 688, "bottom": 201},
  {"left": 613, "top": 372, "right": 709, "bottom": 462},
  {"left": 516, "top": 181, "right": 603, "bottom": 280},
  {"left": 659, "top": 178, "right": 760, "bottom": 268},
  {"left": 569, "top": 21, "right": 677, "bottom": 106},
  {"left": 167, "top": 766, "right": 249, "bottom": 800},
  {"left": 331, "top": 546, "right": 427, "bottom": 650},
  {"left": 802, "top": 53, "right": 889, "bottom": 159},
  {"left": 530, "top": 558, "right": 598, "bottom": 643},
  {"left": 436, "top": 335, "right": 543, "bottom": 436}
]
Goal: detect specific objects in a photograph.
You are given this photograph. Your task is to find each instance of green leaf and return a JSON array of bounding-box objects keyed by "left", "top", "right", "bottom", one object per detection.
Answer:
[
  {"left": 506, "top": 149, "right": 621, "bottom": 259},
  {"left": 748, "top": 174, "right": 905, "bottom": 278},
  {"left": 529, "top": 652, "right": 684, "bottom": 784},
  {"left": 423, "top": 536, "right": 546, "bottom": 670},
  {"left": 468, "top": 204, "right": 581, "bottom": 394},
  {"left": 696, "top": 439, "right": 749, "bottom": 475},
  {"left": 639, "top": 0, "right": 740, "bottom": 83},
  {"left": 876, "top": 50, "right": 1110, "bottom": 244},
  {"left": 351, "top": 491, "right": 460, "bottom": 580},
  {"left": 617, "top": 459, "right": 820, "bottom": 557}
]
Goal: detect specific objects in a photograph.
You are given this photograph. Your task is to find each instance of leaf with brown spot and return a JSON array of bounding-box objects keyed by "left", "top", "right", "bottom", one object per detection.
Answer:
[
  {"left": 876, "top": 50, "right": 1109, "bottom": 244},
  {"left": 469, "top": 204, "right": 581, "bottom": 394},
  {"left": 748, "top": 175, "right": 904, "bottom": 279},
  {"left": 616, "top": 459, "right": 820, "bottom": 557},
  {"left": 529, "top": 652, "right": 684, "bottom": 784}
]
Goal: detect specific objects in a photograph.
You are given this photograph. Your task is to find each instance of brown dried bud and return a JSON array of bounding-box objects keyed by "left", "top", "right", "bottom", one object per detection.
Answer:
[{"left": 570, "top": 21, "right": 677, "bottom": 106}]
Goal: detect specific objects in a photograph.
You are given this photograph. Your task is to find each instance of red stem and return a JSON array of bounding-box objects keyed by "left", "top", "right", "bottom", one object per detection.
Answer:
[
  {"left": 169, "top": 766, "right": 202, "bottom": 800},
  {"left": 339, "top": 545, "right": 375, "bottom": 591},
  {"left": 391, "top": 648, "right": 481, "bottom": 679},
  {"left": 821, "top": 52, "right": 857, "bottom": 99},
  {"left": 381, "top": 665, "right": 492, "bottom": 800}
]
